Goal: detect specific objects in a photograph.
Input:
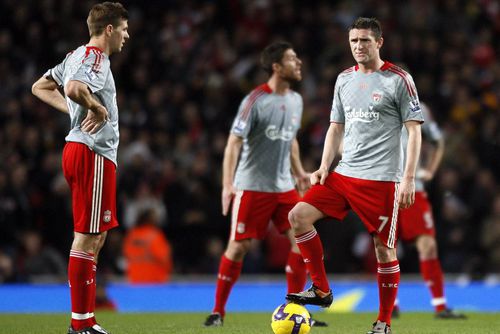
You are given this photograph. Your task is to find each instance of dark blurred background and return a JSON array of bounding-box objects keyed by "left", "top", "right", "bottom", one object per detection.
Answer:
[{"left": 0, "top": 0, "right": 499, "bottom": 284}]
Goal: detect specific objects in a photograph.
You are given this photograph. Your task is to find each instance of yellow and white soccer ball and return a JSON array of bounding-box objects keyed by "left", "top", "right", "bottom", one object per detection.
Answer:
[{"left": 271, "top": 302, "right": 312, "bottom": 334}]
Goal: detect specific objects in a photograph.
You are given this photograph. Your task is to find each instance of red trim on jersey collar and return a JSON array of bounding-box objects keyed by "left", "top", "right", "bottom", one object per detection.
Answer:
[
  {"left": 354, "top": 61, "right": 392, "bottom": 72},
  {"left": 260, "top": 83, "right": 273, "bottom": 93},
  {"left": 86, "top": 46, "right": 104, "bottom": 53},
  {"left": 379, "top": 61, "right": 393, "bottom": 71}
]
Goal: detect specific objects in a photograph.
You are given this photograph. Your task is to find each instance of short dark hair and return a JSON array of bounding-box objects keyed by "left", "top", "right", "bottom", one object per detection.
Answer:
[
  {"left": 87, "top": 2, "right": 128, "bottom": 37},
  {"left": 260, "top": 41, "right": 293, "bottom": 75},
  {"left": 349, "top": 17, "right": 382, "bottom": 40}
]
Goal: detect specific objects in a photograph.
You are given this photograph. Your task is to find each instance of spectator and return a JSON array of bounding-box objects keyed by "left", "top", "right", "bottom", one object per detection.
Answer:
[
  {"left": 14, "top": 229, "right": 66, "bottom": 282},
  {"left": 123, "top": 209, "right": 173, "bottom": 283}
]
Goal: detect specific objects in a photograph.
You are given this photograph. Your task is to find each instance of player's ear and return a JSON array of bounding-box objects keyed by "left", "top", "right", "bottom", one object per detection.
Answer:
[
  {"left": 105, "top": 24, "right": 114, "bottom": 37},
  {"left": 272, "top": 62, "right": 281, "bottom": 73},
  {"left": 377, "top": 36, "right": 384, "bottom": 49}
]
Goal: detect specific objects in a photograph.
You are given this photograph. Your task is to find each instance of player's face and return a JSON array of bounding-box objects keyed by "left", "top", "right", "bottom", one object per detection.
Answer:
[
  {"left": 349, "top": 29, "right": 383, "bottom": 65},
  {"left": 109, "top": 20, "right": 129, "bottom": 54},
  {"left": 277, "top": 49, "right": 302, "bottom": 82}
]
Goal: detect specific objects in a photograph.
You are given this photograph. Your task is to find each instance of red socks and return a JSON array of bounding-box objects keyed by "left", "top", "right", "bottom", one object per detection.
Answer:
[
  {"left": 213, "top": 255, "right": 243, "bottom": 317},
  {"left": 295, "top": 229, "right": 330, "bottom": 293},
  {"left": 420, "top": 258, "right": 446, "bottom": 312},
  {"left": 69, "top": 250, "right": 96, "bottom": 330},
  {"left": 377, "top": 260, "right": 400, "bottom": 325},
  {"left": 286, "top": 251, "right": 307, "bottom": 293}
]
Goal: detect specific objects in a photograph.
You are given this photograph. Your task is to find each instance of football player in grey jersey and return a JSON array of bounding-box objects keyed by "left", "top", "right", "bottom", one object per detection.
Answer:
[
  {"left": 32, "top": 3, "right": 129, "bottom": 334},
  {"left": 204, "top": 42, "right": 327, "bottom": 327},
  {"left": 396, "top": 102, "right": 466, "bottom": 319},
  {"left": 286, "top": 18, "right": 423, "bottom": 334}
]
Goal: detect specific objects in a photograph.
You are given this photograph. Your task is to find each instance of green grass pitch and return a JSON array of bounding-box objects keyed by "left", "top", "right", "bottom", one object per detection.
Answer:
[{"left": 1, "top": 312, "right": 498, "bottom": 333}]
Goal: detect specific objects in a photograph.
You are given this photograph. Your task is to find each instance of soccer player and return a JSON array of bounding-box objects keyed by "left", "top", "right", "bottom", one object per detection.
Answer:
[
  {"left": 285, "top": 17, "right": 423, "bottom": 334},
  {"left": 394, "top": 102, "right": 466, "bottom": 319},
  {"left": 204, "top": 41, "right": 326, "bottom": 327},
  {"left": 31, "top": 3, "right": 129, "bottom": 333}
]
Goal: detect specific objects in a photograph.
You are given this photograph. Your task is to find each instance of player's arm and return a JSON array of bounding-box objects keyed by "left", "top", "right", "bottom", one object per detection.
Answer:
[
  {"left": 399, "top": 120, "right": 422, "bottom": 209},
  {"left": 419, "top": 136, "right": 444, "bottom": 181},
  {"left": 64, "top": 80, "right": 108, "bottom": 134},
  {"left": 221, "top": 134, "right": 243, "bottom": 216},
  {"left": 31, "top": 75, "right": 68, "bottom": 114},
  {"left": 311, "top": 122, "right": 344, "bottom": 185},
  {"left": 290, "top": 138, "right": 310, "bottom": 194}
]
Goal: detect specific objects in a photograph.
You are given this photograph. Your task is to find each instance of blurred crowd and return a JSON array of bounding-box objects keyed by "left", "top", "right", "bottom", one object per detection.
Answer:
[{"left": 0, "top": 0, "right": 499, "bottom": 283}]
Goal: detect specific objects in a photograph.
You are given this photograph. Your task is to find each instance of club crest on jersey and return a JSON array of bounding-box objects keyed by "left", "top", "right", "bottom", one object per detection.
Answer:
[
  {"left": 103, "top": 210, "right": 112, "bottom": 223},
  {"left": 372, "top": 91, "right": 383, "bottom": 104},
  {"left": 237, "top": 222, "right": 246, "bottom": 234},
  {"left": 409, "top": 99, "right": 421, "bottom": 113}
]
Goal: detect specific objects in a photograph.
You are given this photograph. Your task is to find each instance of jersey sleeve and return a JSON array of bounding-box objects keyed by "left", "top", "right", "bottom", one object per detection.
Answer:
[
  {"left": 230, "top": 94, "right": 258, "bottom": 138},
  {"left": 421, "top": 104, "right": 443, "bottom": 143},
  {"left": 70, "top": 52, "right": 109, "bottom": 93},
  {"left": 395, "top": 72, "right": 424, "bottom": 123},
  {"left": 329, "top": 77, "right": 345, "bottom": 123}
]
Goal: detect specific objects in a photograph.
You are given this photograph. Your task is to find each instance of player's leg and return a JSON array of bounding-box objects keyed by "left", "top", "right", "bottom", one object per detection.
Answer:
[
  {"left": 63, "top": 143, "right": 118, "bottom": 334},
  {"left": 344, "top": 175, "right": 399, "bottom": 333},
  {"left": 286, "top": 202, "right": 332, "bottom": 307},
  {"left": 284, "top": 229, "right": 307, "bottom": 293},
  {"left": 274, "top": 190, "right": 328, "bottom": 327},
  {"left": 285, "top": 174, "right": 349, "bottom": 307},
  {"left": 416, "top": 234, "right": 466, "bottom": 318},
  {"left": 69, "top": 233, "right": 102, "bottom": 331},
  {"left": 206, "top": 190, "right": 276, "bottom": 326},
  {"left": 207, "top": 238, "right": 250, "bottom": 325},
  {"left": 273, "top": 191, "right": 307, "bottom": 294},
  {"left": 372, "top": 235, "right": 399, "bottom": 331}
]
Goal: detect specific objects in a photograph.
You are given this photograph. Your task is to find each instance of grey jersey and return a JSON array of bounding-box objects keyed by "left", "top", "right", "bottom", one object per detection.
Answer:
[
  {"left": 46, "top": 45, "right": 119, "bottom": 165},
  {"left": 402, "top": 102, "right": 443, "bottom": 191},
  {"left": 231, "top": 83, "right": 303, "bottom": 192},
  {"left": 331, "top": 62, "right": 424, "bottom": 182}
]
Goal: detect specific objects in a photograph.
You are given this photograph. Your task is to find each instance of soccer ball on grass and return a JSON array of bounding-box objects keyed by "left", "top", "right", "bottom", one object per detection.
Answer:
[{"left": 271, "top": 302, "right": 311, "bottom": 334}]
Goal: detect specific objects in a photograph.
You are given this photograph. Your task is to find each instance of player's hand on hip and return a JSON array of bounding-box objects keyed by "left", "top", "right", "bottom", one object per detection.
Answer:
[
  {"left": 81, "top": 105, "right": 109, "bottom": 134},
  {"left": 398, "top": 177, "right": 415, "bottom": 209},
  {"left": 221, "top": 185, "right": 236, "bottom": 216},
  {"left": 310, "top": 167, "right": 328, "bottom": 185}
]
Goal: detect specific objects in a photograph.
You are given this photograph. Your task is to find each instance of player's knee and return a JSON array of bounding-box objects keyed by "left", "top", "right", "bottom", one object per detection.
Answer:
[
  {"left": 417, "top": 235, "right": 438, "bottom": 259},
  {"left": 226, "top": 239, "right": 250, "bottom": 259},
  {"left": 421, "top": 242, "right": 438, "bottom": 259},
  {"left": 288, "top": 205, "right": 309, "bottom": 231},
  {"left": 374, "top": 242, "right": 396, "bottom": 262}
]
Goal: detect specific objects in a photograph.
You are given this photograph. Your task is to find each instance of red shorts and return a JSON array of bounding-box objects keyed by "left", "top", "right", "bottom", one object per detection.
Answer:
[
  {"left": 230, "top": 189, "right": 300, "bottom": 241},
  {"left": 302, "top": 172, "right": 399, "bottom": 248},
  {"left": 62, "top": 142, "right": 119, "bottom": 234},
  {"left": 398, "top": 191, "right": 435, "bottom": 242}
]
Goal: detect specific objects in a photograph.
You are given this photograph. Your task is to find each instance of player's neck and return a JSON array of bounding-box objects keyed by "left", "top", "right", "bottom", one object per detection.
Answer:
[
  {"left": 267, "top": 76, "right": 290, "bottom": 95},
  {"left": 87, "top": 37, "right": 110, "bottom": 55},
  {"left": 357, "top": 58, "right": 385, "bottom": 73}
]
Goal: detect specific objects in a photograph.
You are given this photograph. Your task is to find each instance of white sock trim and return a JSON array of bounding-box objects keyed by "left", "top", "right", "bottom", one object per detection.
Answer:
[
  {"left": 72, "top": 312, "right": 95, "bottom": 320},
  {"left": 431, "top": 297, "right": 446, "bottom": 306}
]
